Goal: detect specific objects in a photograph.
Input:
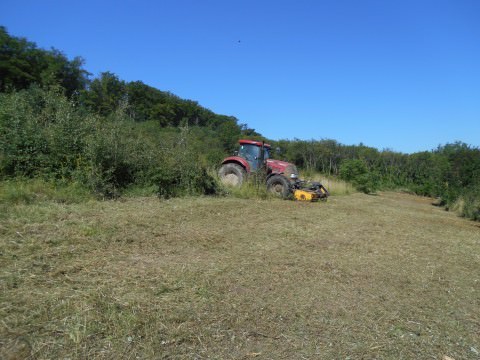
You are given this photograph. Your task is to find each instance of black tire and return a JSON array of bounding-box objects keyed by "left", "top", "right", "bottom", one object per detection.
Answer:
[
  {"left": 266, "top": 174, "right": 291, "bottom": 198},
  {"left": 218, "top": 163, "right": 246, "bottom": 187}
]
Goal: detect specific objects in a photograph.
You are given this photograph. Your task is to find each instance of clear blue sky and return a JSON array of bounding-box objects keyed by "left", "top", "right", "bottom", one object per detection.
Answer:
[{"left": 2, "top": 0, "right": 479, "bottom": 153}]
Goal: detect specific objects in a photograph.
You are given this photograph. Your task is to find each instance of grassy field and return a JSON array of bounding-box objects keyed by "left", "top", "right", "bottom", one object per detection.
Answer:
[{"left": 1, "top": 191, "right": 479, "bottom": 359}]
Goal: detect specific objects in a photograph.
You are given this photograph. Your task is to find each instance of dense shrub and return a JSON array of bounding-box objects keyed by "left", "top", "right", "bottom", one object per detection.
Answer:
[
  {"left": 151, "top": 127, "right": 220, "bottom": 198},
  {"left": 452, "top": 184, "right": 480, "bottom": 221},
  {"left": 0, "top": 86, "right": 95, "bottom": 179},
  {"left": 339, "top": 159, "right": 378, "bottom": 194},
  {"left": 0, "top": 87, "right": 222, "bottom": 198}
]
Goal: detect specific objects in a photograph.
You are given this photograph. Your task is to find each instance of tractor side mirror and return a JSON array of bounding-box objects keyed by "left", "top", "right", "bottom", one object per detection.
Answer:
[{"left": 275, "top": 147, "right": 282, "bottom": 155}]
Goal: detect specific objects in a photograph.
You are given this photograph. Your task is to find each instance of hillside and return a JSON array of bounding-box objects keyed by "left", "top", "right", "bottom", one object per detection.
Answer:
[
  {"left": 1, "top": 193, "right": 479, "bottom": 359},
  {"left": 1, "top": 26, "right": 479, "bottom": 220}
]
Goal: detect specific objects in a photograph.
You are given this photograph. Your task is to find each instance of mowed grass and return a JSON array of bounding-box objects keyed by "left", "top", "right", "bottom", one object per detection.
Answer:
[{"left": 1, "top": 192, "right": 479, "bottom": 359}]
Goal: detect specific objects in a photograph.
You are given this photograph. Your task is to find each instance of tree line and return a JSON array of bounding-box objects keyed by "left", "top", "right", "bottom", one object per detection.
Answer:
[{"left": 1, "top": 26, "right": 479, "bottom": 220}]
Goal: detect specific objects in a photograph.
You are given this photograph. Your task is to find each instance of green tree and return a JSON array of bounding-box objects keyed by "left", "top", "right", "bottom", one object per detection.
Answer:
[
  {"left": 0, "top": 26, "right": 89, "bottom": 96},
  {"left": 81, "top": 72, "right": 126, "bottom": 116}
]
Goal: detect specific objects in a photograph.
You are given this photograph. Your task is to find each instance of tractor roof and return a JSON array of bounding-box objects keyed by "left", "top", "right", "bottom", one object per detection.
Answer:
[{"left": 239, "top": 139, "right": 271, "bottom": 148}]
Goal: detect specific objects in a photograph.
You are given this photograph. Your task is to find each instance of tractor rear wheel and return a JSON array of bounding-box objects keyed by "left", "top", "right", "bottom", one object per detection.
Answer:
[
  {"left": 218, "top": 163, "right": 246, "bottom": 186},
  {"left": 267, "top": 174, "right": 291, "bottom": 199}
]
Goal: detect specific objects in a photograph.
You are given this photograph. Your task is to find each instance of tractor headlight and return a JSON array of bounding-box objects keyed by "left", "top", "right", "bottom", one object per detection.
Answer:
[{"left": 290, "top": 173, "right": 298, "bottom": 179}]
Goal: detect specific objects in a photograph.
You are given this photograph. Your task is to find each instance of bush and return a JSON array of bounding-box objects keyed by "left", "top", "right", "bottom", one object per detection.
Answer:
[
  {"left": 0, "top": 87, "right": 226, "bottom": 199},
  {"left": 83, "top": 109, "right": 138, "bottom": 198},
  {"left": 453, "top": 185, "right": 480, "bottom": 221},
  {"left": 154, "top": 165, "right": 219, "bottom": 199},
  {"left": 0, "top": 86, "right": 96, "bottom": 180},
  {"left": 339, "top": 159, "right": 378, "bottom": 194},
  {"left": 152, "top": 127, "right": 221, "bottom": 199},
  {"left": 353, "top": 173, "right": 379, "bottom": 194}
]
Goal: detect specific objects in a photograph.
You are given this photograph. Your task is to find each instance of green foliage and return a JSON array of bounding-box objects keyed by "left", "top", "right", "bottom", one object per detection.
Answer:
[
  {"left": 339, "top": 159, "right": 378, "bottom": 194},
  {"left": 83, "top": 109, "right": 136, "bottom": 198},
  {"left": 151, "top": 127, "right": 220, "bottom": 199},
  {"left": 80, "top": 72, "right": 127, "bottom": 116},
  {"left": 0, "top": 87, "right": 224, "bottom": 199},
  {"left": 339, "top": 159, "right": 368, "bottom": 182},
  {"left": 0, "top": 86, "right": 95, "bottom": 179},
  {"left": 0, "top": 26, "right": 89, "bottom": 96},
  {"left": 78, "top": 109, "right": 223, "bottom": 199},
  {"left": 460, "top": 185, "right": 480, "bottom": 221},
  {"left": 125, "top": 81, "right": 171, "bottom": 122}
]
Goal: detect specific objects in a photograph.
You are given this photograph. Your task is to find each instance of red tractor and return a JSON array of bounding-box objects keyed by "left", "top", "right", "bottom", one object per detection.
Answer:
[{"left": 218, "top": 139, "right": 329, "bottom": 200}]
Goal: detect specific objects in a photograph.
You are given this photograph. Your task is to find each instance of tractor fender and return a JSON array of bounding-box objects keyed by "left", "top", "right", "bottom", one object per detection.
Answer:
[
  {"left": 266, "top": 172, "right": 280, "bottom": 180},
  {"left": 221, "top": 156, "right": 250, "bottom": 173},
  {"left": 266, "top": 172, "right": 291, "bottom": 183},
  {"left": 266, "top": 172, "right": 295, "bottom": 183}
]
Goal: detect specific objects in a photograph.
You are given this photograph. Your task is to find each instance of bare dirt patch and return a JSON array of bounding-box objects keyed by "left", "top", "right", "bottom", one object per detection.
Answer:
[{"left": 1, "top": 193, "right": 479, "bottom": 359}]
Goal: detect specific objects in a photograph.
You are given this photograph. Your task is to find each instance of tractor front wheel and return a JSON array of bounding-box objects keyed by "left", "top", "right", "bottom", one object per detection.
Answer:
[
  {"left": 218, "top": 163, "right": 246, "bottom": 187},
  {"left": 266, "top": 175, "right": 291, "bottom": 199}
]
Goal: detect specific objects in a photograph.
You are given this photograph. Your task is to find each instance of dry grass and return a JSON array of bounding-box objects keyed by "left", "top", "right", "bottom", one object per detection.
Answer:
[
  {"left": 1, "top": 192, "right": 479, "bottom": 359},
  {"left": 298, "top": 172, "right": 354, "bottom": 196},
  {"left": 312, "top": 176, "right": 354, "bottom": 196}
]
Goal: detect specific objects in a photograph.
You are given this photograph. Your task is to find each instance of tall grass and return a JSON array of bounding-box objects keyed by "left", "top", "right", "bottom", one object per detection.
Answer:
[
  {"left": 302, "top": 172, "right": 354, "bottom": 196},
  {"left": 221, "top": 179, "right": 272, "bottom": 200},
  {"left": 217, "top": 170, "right": 272, "bottom": 200},
  {"left": 451, "top": 185, "right": 480, "bottom": 221},
  {"left": 0, "top": 179, "right": 93, "bottom": 206}
]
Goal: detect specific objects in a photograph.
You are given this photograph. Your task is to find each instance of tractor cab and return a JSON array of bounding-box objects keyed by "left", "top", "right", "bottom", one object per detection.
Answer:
[{"left": 237, "top": 140, "right": 270, "bottom": 171}]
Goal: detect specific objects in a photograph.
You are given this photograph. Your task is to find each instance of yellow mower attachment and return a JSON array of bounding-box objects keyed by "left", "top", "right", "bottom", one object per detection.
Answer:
[
  {"left": 294, "top": 189, "right": 321, "bottom": 202},
  {"left": 292, "top": 181, "right": 329, "bottom": 202}
]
